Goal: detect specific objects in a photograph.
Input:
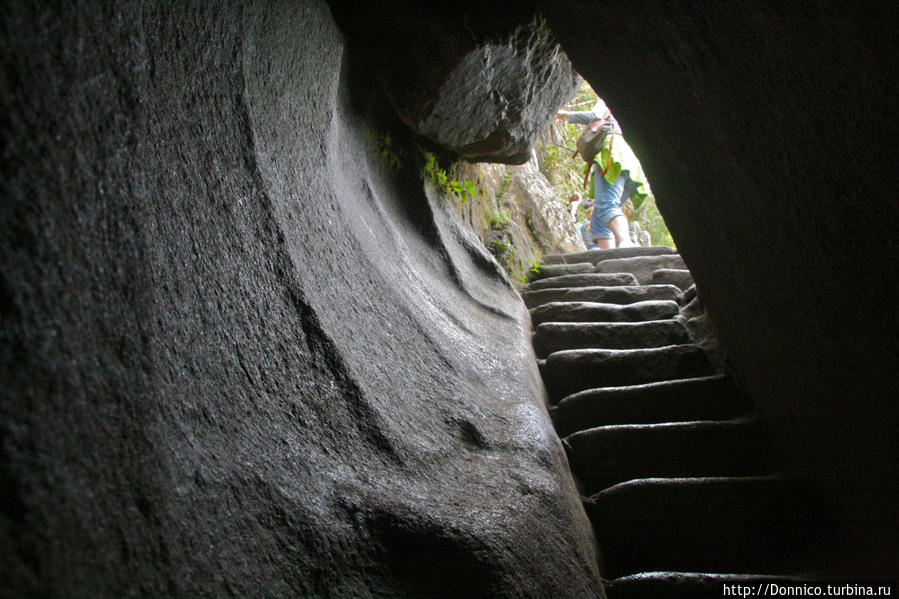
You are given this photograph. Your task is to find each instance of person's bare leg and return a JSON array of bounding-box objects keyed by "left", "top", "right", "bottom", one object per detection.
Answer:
[
  {"left": 607, "top": 215, "right": 635, "bottom": 247},
  {"left": 595, "top": 237, "right": 615, "bottom": 249}
]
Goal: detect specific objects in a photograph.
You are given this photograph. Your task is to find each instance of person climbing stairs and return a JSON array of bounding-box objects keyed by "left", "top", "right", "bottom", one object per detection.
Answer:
[{"left": 525, "top": 246, "right": 839, "bottom": 598}]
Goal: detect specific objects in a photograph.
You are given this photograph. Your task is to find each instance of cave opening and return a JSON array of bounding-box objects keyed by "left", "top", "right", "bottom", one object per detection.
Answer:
[
  {"left": 1, "top": 3, "right": 895, "bottom": 596},
  {"left": 542, "top": 79, "right": 675, "bottom": 251}
]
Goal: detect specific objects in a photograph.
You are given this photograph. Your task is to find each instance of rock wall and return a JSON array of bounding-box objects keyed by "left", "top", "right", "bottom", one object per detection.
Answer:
[
  {"left": 327, "top": 1, "right": 579, "bottom": 163},
  {"left": 1, "top": 2, "right": 602, "bottom": 596},
  {"left": 3, "top": 0, "right": 897, "bottom": 593},
  {"left": 540, "top": 0, "right": 898, "bottom": 575},
  {"left": 449, "top": 157, "right": 586, "bottom": 284}
]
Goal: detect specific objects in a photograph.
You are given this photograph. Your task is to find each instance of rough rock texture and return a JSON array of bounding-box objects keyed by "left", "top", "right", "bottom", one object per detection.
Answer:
[
  {"left": 652, "top": 269, "right": 694, "bottom": 292},
  {"left": 527, "top": 262, "right": 595, "bottom": 281},
  {"left": 506, "top": 155, "right": 586, "bottom": 254},
  {"left": 3, "top": 0, "right": 898, "bottom": 593},
  {"left": 530, "top": 300, "right": 681, "bottom": 328},
  {"left": 533, "top": 320, "right": 690, "bottom": 357},
  {"left": 540, "top": 0, "right": 898, "bottom": 575},
  {"left": 595, "top": 255, "right": 688, "bottom": 285},
  {"left": 327, "top": 1, "right": 579, "bottom": 163},
  {"left": 540, "top": 345, "right": 714, "bottom": 402},
  {"left": 527, "top": 273, "right": 639, "bottom": 290},
  {"left": 1, "top": 2, "right": 601, "bottom": 596},
  {"left": 521, "top": 284, "right": 681, "bottom": 310},
  {"left": 452, "top": 157, "right": 585, "bottom": 283},
  {"left": 605, "top": 572, "right": 807, "bottom": 599},
  {"left": 551, "top": 246, "right": 676, "bottom": 266}
]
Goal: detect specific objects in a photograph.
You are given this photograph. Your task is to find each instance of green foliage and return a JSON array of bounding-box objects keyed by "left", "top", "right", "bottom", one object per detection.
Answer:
[
  {"left": 528, "top": 258, "right": 541, "bottom": 274},
  {"left": 496, "top": 175, "right": 513, "bottom": 202},
  {"left": 537, "top": 94, "right": 589, "bottom": 205},
  {"left": 421, "top": 151, "right": 479, "bottom": 203},
  {"left": 540, "top": 80, "right": 675, "bottom": 246},
  {"left": 634, "top": 195, "right": 676, "bottom": 248},
  {"left": 525, "top": 214, "right": 537, "bottom": 238},
  {"left": 422, "top": 151, "right": 448, "bottom": 187},
  {"left": 488, "top": 238, "right": 510, "bottom": 254},
  {"left": 489, "top": 212, "right": 512, "bottom": 231},
  {"left": 486, "top": 233, "right": 516, "bottom": 274},
  {"left": 366, "top": 127, "right": 402, "bottom": 171}
]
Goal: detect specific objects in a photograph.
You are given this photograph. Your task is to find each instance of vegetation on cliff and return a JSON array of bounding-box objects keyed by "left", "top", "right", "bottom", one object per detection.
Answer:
[
  {"left": 367, "top": 82, "right": 674, "bottom": 287},
  {"left": 537, "top": 81, "right": 674, "bottom": 249}
]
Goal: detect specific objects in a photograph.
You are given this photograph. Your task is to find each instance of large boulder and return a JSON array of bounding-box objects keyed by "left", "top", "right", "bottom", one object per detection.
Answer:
[
  {"left": 508, "top": 154, "right": 586, "bottom": 254},
  {"left": 1, "top": 1, "right": 602, "bottom": 596},
  {"left": 327, "top": 1, "right": 579, "bottom": 163}
]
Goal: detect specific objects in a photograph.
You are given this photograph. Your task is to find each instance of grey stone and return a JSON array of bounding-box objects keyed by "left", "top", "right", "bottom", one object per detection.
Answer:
[
  {"left": 527, "top": 272, "right": 638, "bottom": 291},
  {"left": 557, "top": 246, "right": 676, "bottom": 265},
  {"left": 526, "top": 262, "right": 594, "bottom": 283},
  {"left": 565, "top": 418, "right": 779, "bottom": 494},
  {"left": 508, "top": 155, "right": 586, "bottom": 254},
  {"left": 539, "top": 254, "right": 567, "bottom": 266},
  {"left": 651, "top": 268, "right": 694, "bottom": 291},
  {"left": 453, "top": 159, "right": 585, "bottom": 283},
  {"left": 585, "top": 476, "right": 836, "bottom": 577},
  {"left": 605, "top": 572, "right": 810, "bottom": 599},
  {"left": 541, "top": 345, "right": 715, "bottom": 402},
  {"left": 533, "top": 320, "right": 690, "bottom": 358},
  {"left": 595, "top": 255, "right": 688, "bottom": 285},
  {"left": 551, "top": 374, "right": 750, "bottom": 436},
  {"left": 529, "top": 300, "right": 680, "bottom": 328},
  {"left": 521, "top": 284, "right": 681, "bottom": 310},
  {"left": 329, "top": 3, "right": 578, "bottom": 163},
  {"left": 0, "top": 3, "right": 602, "bottom": 596}
]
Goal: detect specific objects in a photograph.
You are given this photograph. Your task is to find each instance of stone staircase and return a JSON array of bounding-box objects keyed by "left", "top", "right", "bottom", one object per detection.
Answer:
[{"left": 526, "top": 246, "right": 837, "bottom": 598}]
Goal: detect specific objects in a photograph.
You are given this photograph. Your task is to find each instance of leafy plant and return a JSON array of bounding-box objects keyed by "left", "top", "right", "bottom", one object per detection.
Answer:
[
  {"left": 448, "top": 179, "right": 479, "bottom": 203},
  {"left": 539, "top": 80, "right": 676, "bottom": 246},
  {"left": 366, "top": 128, "right": 402, "bottom": 171},
  {"left": 490, "top": 239, "right": 510, "bottom": 253},
  {"left": 422, "top": 151, "right": 449, "bottom": 187},
  {"left": 489, "top": 212, "right": 512, "bottom": 231},
  {"left": 421, "top": 151, "right": 479, "bottom": 203},
  {"left": 496, "top": 175, "right": 513, "bottom": 202},
  {"left": 633, "top": 195, "right": 676, "bottom": 248}
]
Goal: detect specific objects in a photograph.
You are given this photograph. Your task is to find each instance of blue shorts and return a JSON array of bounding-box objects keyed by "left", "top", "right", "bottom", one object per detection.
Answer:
[
  {"left": 590, "top": 170, "right": 634, "bottom": 240},
  {"left": 577, "top": 222, "right": 598, "bottom": 249}
]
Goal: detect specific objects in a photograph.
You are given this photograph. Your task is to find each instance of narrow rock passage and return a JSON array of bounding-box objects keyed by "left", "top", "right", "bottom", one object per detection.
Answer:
[{"left": 527, "top": 247, "right": 836, "bottom": 598}]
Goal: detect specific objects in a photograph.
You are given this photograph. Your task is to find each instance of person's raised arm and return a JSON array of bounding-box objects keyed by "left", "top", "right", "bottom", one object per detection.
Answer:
[{"left": 558, "top": 99, "right": 610, "bottom": 125}]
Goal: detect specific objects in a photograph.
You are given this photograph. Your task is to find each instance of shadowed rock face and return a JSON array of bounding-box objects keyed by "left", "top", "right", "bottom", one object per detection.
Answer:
[
  {"left": 327, "top": 1, "right": 579, "bottom": 163},
  {"left": 1, "top": 2, "right": 600, "bottom": 596},
  {"left": 540, "top": 0, "right": 898, "bottom": 575}
]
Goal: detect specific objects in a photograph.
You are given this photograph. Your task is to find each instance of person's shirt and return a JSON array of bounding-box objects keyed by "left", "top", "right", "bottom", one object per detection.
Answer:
[{"left": 566, "top": 98, "right": 622, "bottom": 135}]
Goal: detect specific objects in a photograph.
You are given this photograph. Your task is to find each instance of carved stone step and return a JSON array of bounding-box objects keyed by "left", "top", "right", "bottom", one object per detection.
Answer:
[
  {"left": 544, "top": 245, "right": 676, "bottom": 266},
  {"left": 584, "top": 476, "right": 835, "bottom": 578},
  {"left": 596, "top": 254, "right": 688, "bottom": 284},
  {"left": 526, "top": 272, "right": 638, "bottom": 291},
  {"left": 605, "top": 572, "right": 812, "bottom": 599},
  {"left": 539, "top": 254, "right": 567, "bottom": 265},
  {"left": 533, "top": 320, "right": 690, "bottom": 358},
  {"left": 565, "top": 418, "right": 779, "bottom": 495},
  {"left": 526, "top": 262, "right": 593, "bottom": 282},
  {"left": 652, "top": 268, "right": 694, "bottom": 291},
  {"left": 540, "top": 345, "right": 715, "bottom": 403},
  {"left": 529, "top": 300, "right": 680, "bottom": 328},
  {"left": 551, "top": 375, "right": 750, "bottom": 436},
  {"left": 521, "top": 284, "right": 682, "bottom": 310}
]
